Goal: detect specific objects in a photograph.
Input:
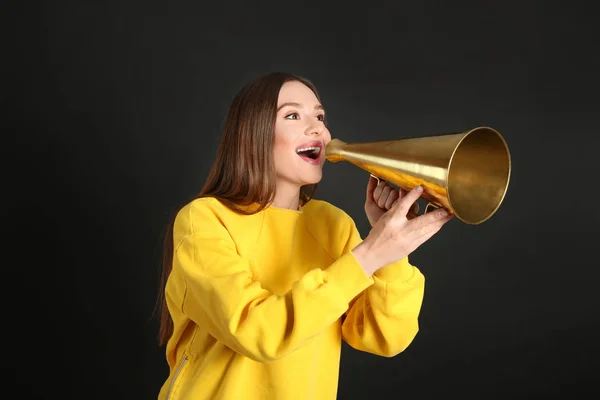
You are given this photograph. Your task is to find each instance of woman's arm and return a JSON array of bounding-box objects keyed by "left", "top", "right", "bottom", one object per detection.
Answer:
[
  {"left": 171, "top": 204, "right": 375, "bottom": 363},
  {"left": 342, "top": 215, "right": 426, "bottom": 357}
]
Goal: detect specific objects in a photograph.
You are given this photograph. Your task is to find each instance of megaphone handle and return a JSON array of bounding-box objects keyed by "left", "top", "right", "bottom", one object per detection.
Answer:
[
  {"left": 370, "top": 174, "right": 381, "bottom": 184},
  {"left": 424, "top": 202, "right": 439, "bottom": 214},
  {"left": 407, "top": 202, "right": 438, "bottom": 219}
]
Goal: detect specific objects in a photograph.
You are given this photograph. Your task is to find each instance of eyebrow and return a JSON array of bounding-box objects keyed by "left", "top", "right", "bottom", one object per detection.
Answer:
[{"left": 277, "top": 102, "right": 325, "bottom": 112}]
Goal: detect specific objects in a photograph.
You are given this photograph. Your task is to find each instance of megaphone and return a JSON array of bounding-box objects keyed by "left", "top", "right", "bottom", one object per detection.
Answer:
[{"left": 325, "top": 126, "right": 511, "bottom": 225}]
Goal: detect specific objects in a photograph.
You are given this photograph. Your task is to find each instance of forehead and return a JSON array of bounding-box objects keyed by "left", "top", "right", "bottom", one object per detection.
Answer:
[{"left": 277, "top": 81, "right": 319, "bottom": 105}]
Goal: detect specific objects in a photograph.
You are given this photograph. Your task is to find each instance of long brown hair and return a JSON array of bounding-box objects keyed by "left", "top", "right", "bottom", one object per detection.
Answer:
[{"left": 155, "top": 72, "right": 323, "bottom": 346}]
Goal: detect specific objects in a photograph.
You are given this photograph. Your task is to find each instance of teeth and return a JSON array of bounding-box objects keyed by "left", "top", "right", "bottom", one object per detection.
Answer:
[{"left": 296, "top": 146, "right": 321, "bottom": 153}]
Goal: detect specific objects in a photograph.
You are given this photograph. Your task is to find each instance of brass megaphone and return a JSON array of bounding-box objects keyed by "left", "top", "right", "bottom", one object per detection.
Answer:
[{"left": 325, "top": 126, "right": 511, "bottom": 225}]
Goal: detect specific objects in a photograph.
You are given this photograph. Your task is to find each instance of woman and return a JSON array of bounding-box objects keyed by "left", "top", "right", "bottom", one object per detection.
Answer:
[{"left": 156, "top": 72, "right": 453, "bottom": 399}]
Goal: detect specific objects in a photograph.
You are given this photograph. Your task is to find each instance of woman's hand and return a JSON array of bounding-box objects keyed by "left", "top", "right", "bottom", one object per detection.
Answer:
[
  {"left": 364, "top": 175, "right": 418, "bottom": 227},
  {"left": 353, "top": 184, "right": 454, "bottom": 275}
]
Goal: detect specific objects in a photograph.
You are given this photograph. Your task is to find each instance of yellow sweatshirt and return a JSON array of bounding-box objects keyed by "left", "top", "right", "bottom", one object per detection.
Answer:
[{"left": 157, "top": 197, "right": 425, "bottom": 400}]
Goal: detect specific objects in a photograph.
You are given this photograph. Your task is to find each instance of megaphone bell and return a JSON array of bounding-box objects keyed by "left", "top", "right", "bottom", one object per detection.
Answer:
[{"left": 325, "top": 127, "right": 511, "bottom": 225}]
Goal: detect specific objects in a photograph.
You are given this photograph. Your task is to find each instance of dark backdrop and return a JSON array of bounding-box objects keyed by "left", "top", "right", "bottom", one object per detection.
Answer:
[{"left": 5, "top": 1, "right": 599, "bottom": 399}]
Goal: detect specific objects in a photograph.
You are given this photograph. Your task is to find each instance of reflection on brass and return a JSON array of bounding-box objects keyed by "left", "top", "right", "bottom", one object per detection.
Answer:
[{"left": 325, "top": 127, "right": 511, "bottom": 225}]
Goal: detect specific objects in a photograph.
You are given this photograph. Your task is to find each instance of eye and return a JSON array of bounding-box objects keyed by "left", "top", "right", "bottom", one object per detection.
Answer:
[
  {"left": 284, "top": 112, "right": 299, "bottom": 120},
  {"left": 317, "top": 114, "right": 325, "bottom": 121}
]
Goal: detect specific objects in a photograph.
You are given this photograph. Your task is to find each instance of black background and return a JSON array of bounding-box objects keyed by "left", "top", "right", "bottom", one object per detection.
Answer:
[{"left": 5, "top": 1, "right": 600, "bottom": 399}]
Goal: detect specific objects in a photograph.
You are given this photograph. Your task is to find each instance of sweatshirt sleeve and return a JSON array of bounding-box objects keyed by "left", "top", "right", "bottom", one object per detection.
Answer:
[
  {"left": 342, "top": 215, "right": 426, "bottom": 357},
  {"left": 172, "top": 204, "right": 375, "bottom": 363}
]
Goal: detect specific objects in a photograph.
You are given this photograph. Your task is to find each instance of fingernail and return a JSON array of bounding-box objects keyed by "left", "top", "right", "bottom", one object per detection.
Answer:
[
  {"left": 415, "top": 186, "right": 423, "bottom": 193},
  {"left": 438, "top": 209, "right": 448, "bottom": 217}
]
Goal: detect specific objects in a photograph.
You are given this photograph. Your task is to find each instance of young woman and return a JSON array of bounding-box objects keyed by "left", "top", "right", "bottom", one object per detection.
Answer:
[{"left": 156, "top": 72, "right": 453, "bottom": 399}]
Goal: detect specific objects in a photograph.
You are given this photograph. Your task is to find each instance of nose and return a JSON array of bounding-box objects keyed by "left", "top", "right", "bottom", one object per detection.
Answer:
[{"left": 305, "top": 121, "right": 326, "bottom": 136}]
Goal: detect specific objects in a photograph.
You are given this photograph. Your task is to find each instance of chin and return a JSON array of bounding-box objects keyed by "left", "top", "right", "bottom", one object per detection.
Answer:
[{"left": 301, "top": 174, "right": 323, "bottom": 186}]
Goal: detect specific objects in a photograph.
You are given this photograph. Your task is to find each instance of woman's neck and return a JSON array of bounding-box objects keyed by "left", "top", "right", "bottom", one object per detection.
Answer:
[{"left": 272, "top": 184, "right": 301, "bottom": 211}]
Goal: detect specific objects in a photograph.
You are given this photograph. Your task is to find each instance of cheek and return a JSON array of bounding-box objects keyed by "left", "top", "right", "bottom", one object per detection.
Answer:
[
  {"left": 323, "top": 129, "right": 332, "bottom": 144},
  {"left": 274, "top": 126, "right": 295, "bottom": 150},
  {"left": 273, "top": 131, "right": 296, "bottom": 164}
]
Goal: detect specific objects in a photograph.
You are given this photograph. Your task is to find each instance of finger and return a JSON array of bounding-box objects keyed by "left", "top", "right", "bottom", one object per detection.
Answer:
[
  {"left": 392, "top": 185, "right": 423, "bottom": 216},
  {"left": 408, "top": 202, "right": 419, "bottom": 215},
  {"left": 409, "top": 207, "right": 452, "bottom": 231},
  {"left": 414, "top": 213, "right": 454, "bottom": 243},
  {"left": 385, "top": 190, "right": 399, "bottom": 210},
  {"left": 377, "top": 185, "right": 392, "bottom": 208},
  {"left": 407, "top": 202, "right": 419, "bottom": 220},
  {"left": 413, "top": 202, "right": 420, "bottom": 213},
  {"left": 366, "top": 175, "right": 378, "bottom": 201},
  {"left": 373, "top": 180, "right": 386, "bottom": 203}
]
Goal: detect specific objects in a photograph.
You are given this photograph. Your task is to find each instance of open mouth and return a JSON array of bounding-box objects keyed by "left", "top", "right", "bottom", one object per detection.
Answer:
[{"left": 295, "top": 142, "right": 323, "bottom": 164}]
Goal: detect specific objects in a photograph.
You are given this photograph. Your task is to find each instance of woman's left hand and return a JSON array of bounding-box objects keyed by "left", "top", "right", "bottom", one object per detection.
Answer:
[{"left": 364, "top": 175, "right": 419, "bottom": 227}]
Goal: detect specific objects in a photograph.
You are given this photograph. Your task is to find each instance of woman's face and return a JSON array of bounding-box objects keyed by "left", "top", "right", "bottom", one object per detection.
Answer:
[{"left": 273, "top": 80, "right": 331, "bottom": 190}]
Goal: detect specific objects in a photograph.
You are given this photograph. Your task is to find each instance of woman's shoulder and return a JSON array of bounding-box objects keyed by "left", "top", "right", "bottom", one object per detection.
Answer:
[
  {"left": 177, "top": 196, "right": 223, "bottom": 218},
  {"left": 187, "top": 196, "right": 225, "bottom": 212},
  {"left": 173, "top": 197, "right": 231, "bottom": 233}
]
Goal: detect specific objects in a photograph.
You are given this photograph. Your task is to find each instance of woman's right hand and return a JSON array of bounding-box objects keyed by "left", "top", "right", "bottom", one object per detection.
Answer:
[{"left": 351, "top": 185, "right": 454, "bottom": 276}]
